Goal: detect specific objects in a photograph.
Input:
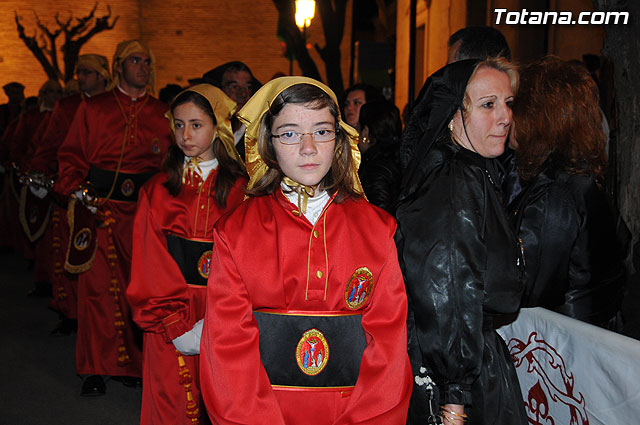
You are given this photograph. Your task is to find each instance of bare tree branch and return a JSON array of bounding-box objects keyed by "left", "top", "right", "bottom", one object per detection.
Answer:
[
  {"left": 14, "top": 3, "right": 118, "bottom": 83},
  {"left": 14, "top": 12, "right": 59, "bottom": 80},
  {"left": 62, "top": 5, "right": 118, "bottom": 81},
  {"left": 314, "top": 0, "right": 348, "bottom": 97},
  {"left": 33, "top": 11, "right": 63, "bottom": 80}
]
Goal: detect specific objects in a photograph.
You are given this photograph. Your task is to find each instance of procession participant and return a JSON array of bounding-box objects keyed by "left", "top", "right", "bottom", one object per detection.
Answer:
[
  {"left": 0, "top": 82, "right": 25, "bottom": 137},
  {"left": 26, "top": 54, "right": 110, "bottom": 333},
  {"left": 127, "top": 84, "right": 246, "bottom": 425},
  {"left": 202, "top": 61, "right": 262, "bottom": 159},
  {"left": 396, "top": 59, "right": 526, "bottom": 425},
  {"left": 55, "top": 40, "right": 172, "bottom": 396},
  {"left": 200, "top": 76, "right": 412, "bottom": 425},
  {"left": 6, "top": 81, "right": 61, "bottom": 271}
]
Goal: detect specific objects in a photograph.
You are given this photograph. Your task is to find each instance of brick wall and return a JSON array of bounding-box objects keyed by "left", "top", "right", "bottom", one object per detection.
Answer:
[{"left": 0, "top": 0, "right": 352, "bottom": 103}]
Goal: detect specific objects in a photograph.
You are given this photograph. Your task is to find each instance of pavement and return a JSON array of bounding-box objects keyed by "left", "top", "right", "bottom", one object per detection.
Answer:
[
  {"left": 1, "top": 243, "right": 637, "bottom": 425},
  {"left": 0, "top": 251, "right": 142, "bottom": 425}
]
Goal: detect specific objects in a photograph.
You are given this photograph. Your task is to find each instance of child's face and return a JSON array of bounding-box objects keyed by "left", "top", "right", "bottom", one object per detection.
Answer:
[
  {"left": 173, "top": 101, "right": 217, "bottom": 161},
  {"left": 271, "top": 104, "right": 336, "bottom": 188}
]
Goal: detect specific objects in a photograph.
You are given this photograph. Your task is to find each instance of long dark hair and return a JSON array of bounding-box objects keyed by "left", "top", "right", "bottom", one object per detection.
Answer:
[
  {"left": 246, "top": 83, "right": 363, "bottom": 202},
  {"left": 163, "top": 90, "right": 246, "bottom": 207},
  {"left": 358, "top": 100, "right": 403, "bottom": 150}
]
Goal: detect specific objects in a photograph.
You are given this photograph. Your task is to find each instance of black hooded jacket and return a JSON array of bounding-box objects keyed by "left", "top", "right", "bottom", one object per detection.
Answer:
[{"left": 395, "top": 60, "right": 527, "bottom": 425}]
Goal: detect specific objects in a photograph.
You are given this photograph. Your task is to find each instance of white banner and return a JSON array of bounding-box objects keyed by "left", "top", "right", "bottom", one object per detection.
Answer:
[{"left": 497, "top": 307, "right": 640, "bottom": 425}]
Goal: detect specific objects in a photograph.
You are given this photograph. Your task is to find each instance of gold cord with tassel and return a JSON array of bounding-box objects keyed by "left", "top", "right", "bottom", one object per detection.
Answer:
[{"left": 282, "top": 177, "right": 315, "bottom": 215}]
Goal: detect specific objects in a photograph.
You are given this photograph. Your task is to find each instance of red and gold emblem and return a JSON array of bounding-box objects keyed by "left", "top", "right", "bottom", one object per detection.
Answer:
[
  {"left": 121, "top": 178, "right": 135, "bottom": 197},
  {"left": 344, "top": 267, "right": 374, "bottom": 310},
  {"left": 197, "top": 250, "right": 213, "bottom": 279},
  {"left": 73, "top": 228, "right": 92, "bottom": 251},
  {"left": 296, "top": 328, "right": 329, "bottom": 376}
]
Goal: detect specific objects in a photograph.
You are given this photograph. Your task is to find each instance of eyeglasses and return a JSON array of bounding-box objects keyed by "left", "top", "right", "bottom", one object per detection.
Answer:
[{"left": 272, "top": 129, "right": 338, "bottom": 145}]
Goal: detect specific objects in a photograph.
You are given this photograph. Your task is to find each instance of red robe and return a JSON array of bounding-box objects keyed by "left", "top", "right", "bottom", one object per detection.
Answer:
[
  {"left": 127, "top": 170, "right": 246, "bottom": 425},
  {"left": 28, "top": 94, "right": 83, "bottom": 176},
  {"left": 200, "top": 191, "right": 412, "bottom": 425},
  {"left": 55, "top": 88, "right": 172, "bottom": 377},
  {"left": 6, "top": 108, "right": 50, "bottom": 259},
  {"left": 0, "top": 118, "right": 20, "bottom": 250},
  {"left": 28, "top": 94, "right": 84, "bottom": 318}
]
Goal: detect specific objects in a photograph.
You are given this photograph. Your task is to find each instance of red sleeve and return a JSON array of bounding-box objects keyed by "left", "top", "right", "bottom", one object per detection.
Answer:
[
  {"left": 22, "top": 113, "right": 51, "bottom": 168},
  {"left": 0, "top": 119, "right": 18, "bottom": 164},
  {"left": 8, "top": 114, "right": 29, "bottom": 165},
  {"left": 200, "top": 225, "right": 287, "bottom": 425},
  {"left": 334, "top": 230, "right": 412, "bottom": 424},
  {"left": 54, "top": 102, "right": 90, "bottom": 196},
  {"left": 126, "top": 185, "right": 192, "bottom": 341},
  {"left": 28, "top": 102, "right": 74, "bottom": 175}
]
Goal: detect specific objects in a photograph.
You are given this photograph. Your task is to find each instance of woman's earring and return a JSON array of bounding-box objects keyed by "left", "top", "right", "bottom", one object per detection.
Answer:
[
  {"left": 362, "top": 136, "right": 368, "bottom": 145},
  {"left": 448, "top": 122, "right": 454, "bottom": 133}
]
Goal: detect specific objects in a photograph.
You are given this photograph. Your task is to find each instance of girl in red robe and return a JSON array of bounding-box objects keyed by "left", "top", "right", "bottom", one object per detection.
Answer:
[
  {"left": 127, "top": 84, "right": 247, "bottom": 425},
  {"left": 200, "top": 77, "right": 412, "bottom": 425}
]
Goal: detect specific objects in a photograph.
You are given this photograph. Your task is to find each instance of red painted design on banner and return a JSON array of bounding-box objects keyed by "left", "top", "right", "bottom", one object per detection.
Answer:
[{"left": 505, "top": 332, "right": 589, "bottom": 425}]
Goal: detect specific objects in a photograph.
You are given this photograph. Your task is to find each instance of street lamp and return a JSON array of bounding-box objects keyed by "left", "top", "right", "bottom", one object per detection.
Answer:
[{"left": 295, "top": 0, "right": 315, "bottom": 38}]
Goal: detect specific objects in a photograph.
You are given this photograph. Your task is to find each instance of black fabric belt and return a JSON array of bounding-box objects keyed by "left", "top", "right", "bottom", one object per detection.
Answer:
[
  {"left": 254, "top": 310, "right": 366, "bottom": 388},
  {"left": 87, "top": 166, "right": 155, "bottom": 202},
  {"left": 166, "top": 234, "right": 213, "bottom": 286}
]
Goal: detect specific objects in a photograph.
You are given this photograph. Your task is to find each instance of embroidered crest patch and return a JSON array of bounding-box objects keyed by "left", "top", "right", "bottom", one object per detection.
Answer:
[
  {"left": 197, "top": 250, "right": 212, "bottom": 279},
  {"left": 344, "top": 267, "right": 374, "bottom": 310},
  {"left": 296, "top": 328, "right": 329, "bottom": 376},
  {"left": 121, "top": 178, "right": 135, "bottom": 197},
  {"left": 73, "top": 228, "right": 92, "bottom": 251}
]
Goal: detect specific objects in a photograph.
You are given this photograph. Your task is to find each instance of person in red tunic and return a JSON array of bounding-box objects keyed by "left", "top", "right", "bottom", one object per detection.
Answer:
[
  {"left": 54, "top": 40, "right": 172, "bottom": 396},
  {"left": 6, "top": 81, "right": 62, "bottom": 267},
  {"left": 25, "top": 54, "right": 110, "bottom": 333},
  {"left": 200, "top": 77, "right": 412, "bottom": 425},
  {"left": 127, "top": 84, "right": 247, "bottom": 425}
]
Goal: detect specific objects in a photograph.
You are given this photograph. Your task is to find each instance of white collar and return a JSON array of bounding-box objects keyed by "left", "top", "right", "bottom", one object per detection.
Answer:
[
  {"left": 184, "top": 157, "right": 219, "bottom": 182},
  {"left": 117, "top": 84, "right": 146, "bottom": 100},
  {"left": 281, "top": 182, "right": 330, "bottom": 225}
]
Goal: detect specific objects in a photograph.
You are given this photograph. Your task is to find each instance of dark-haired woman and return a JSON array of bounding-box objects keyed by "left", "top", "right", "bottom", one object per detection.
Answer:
[
  {"left": 200, "top": 76, "right": 411, "bottom": 425},
  {"left": 127, "top": 84, "right": 247, "bottom": 425},
  {"left": 342, "top": 83, "right": 382, "bottom": 131},
  {"left": 509, "top": 56, "right": 626, "bottom": 328},
  {"left": 357, "top": 100, "right": 403, "bottom": 213}
]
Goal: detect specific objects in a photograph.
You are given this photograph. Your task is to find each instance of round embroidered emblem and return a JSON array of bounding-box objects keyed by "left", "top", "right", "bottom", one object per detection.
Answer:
[
  {"left": 121, "top": 179, "right": 135, "bottom": 197},
  {"left": 73, "top": 228, "right": 92, "bottom": 251},
  {"left": 296, "top": 328, "right": 329, "bottom": 376},
  {"left": 197, "top": 250, "right": 213, "bottom": 279},
  {"left": 344, "top": 267, "right": 374, "bottom": 310}
]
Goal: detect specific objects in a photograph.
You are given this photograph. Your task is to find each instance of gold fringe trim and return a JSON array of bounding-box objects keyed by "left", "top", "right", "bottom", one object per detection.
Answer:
[
  {"left": 177, "top": 352, "right": 200, "bottom": 424},
  {"left": 103, "top": 215, "right": 132, "bottom": 367}
]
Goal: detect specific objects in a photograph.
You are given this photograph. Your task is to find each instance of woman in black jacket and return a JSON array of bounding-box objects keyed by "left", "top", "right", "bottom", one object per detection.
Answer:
[
  {"left": 509, "top": 56, "right": 626, "bottom": 329},
  {"left": 396, "top": 58, "right": 527, "bottom": 425}
]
